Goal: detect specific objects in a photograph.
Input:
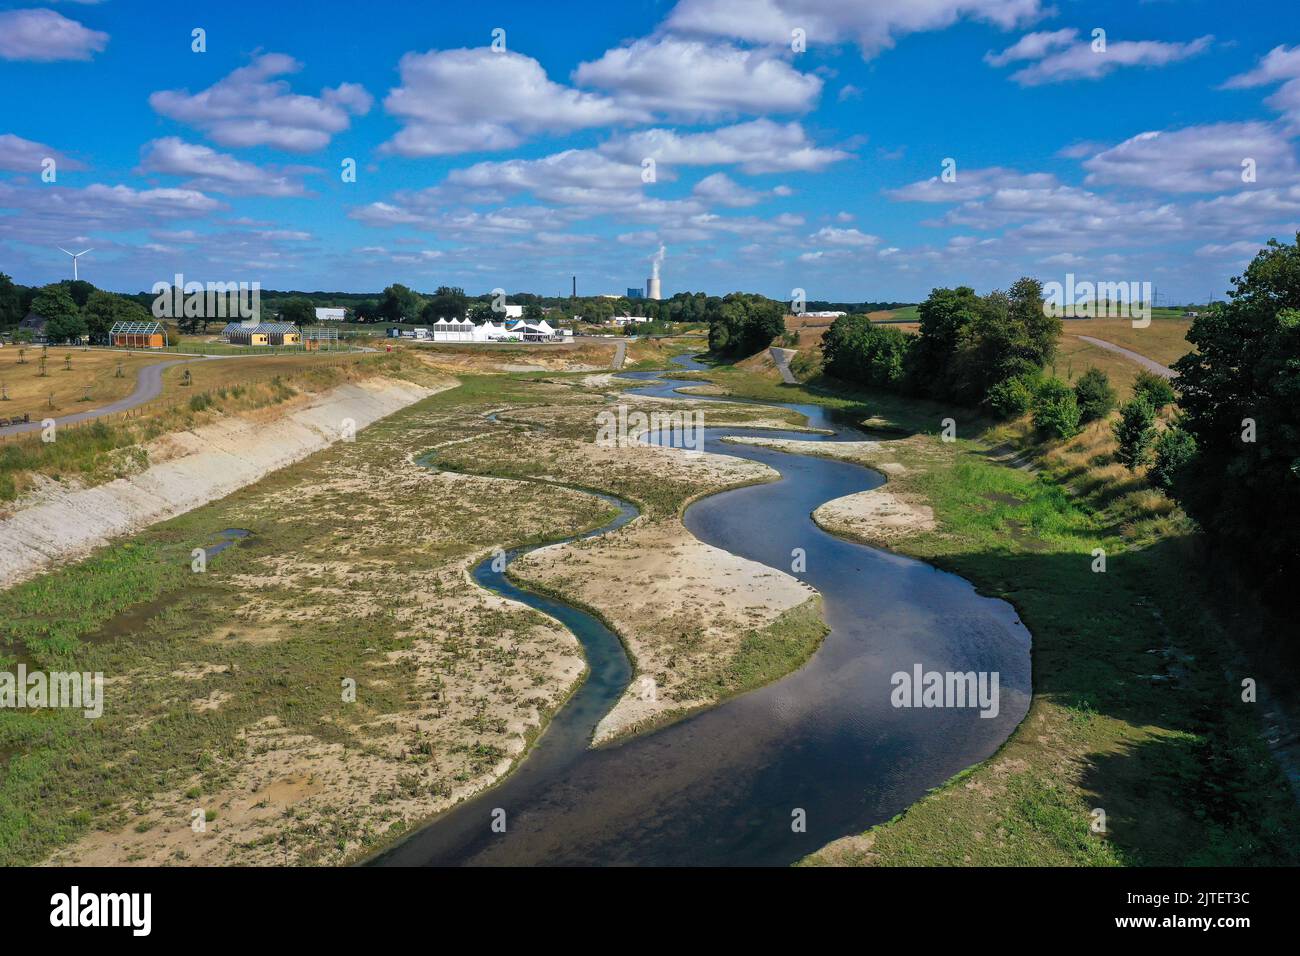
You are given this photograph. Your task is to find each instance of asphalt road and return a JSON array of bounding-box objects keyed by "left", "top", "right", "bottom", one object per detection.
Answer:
[{"left": 0, "top": 355, "right": 213, "bottom": 437}]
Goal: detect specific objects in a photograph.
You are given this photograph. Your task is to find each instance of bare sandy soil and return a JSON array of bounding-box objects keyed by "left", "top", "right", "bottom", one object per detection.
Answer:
[
  {"left": 18, "top": 368, "right": 832, "bottom": 866},
  {"left": 515, "top": 503, "right": 817, "bottom": 743},
  {"left": 411, "top": 342, "right": 617, "bottom": 373},
  {"left": 813, "top": 488, "right": 936, "bottom": 542},
  {"left": 35, "top": 391, "right": 615, "bottom": 866},
  {"left": 725, "top": 435, "right": 935, "bottom": 542}
]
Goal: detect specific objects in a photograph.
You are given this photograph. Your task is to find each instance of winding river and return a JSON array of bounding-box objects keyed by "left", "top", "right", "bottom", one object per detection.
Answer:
[{"left": 371, "top": 354, "right": 1031, "bottom": 866}]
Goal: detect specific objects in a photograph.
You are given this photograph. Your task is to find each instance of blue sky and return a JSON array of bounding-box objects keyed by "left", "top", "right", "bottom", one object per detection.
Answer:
[{"left": 1, "top": 0, "right": 1298, "bottom": 301}]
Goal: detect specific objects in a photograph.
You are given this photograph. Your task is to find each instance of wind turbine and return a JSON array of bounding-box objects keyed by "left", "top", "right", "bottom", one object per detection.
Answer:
[{"left": 57, "top": 247, "right": 92, "bottom": 281}]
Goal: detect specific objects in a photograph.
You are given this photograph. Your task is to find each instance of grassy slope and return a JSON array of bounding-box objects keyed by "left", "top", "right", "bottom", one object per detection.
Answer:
[
  {"left": 0, "top": 350, "right": 424, "bottom": 503},
  {"left": 692, "top": 360, "right": 1300, "bottom": 866}
]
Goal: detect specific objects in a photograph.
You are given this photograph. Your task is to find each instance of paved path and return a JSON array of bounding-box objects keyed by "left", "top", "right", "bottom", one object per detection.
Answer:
[
  {"left": 0, "top": 344, "right": 368, "bottom": 438},
  {"left": 769, "top": 346, "right": 798, "bottom": 384},
  {"left": 611, "top": 339, "right": 628, "bottom": 370},
  {"left": 0, "top": 354, "right": 218, "bottom": 437},
  {"left": 1074, "top": 335, "right": 1175, "bottom": 379}
]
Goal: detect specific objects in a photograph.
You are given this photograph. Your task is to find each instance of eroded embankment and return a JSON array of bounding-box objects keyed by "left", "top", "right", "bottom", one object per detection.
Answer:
[{"left": 0, "top": 377, "right": 440, "bottom": 589}]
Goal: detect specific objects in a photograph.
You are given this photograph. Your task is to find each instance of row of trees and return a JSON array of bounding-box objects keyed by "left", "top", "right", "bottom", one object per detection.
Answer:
[
  {"left": 821, "top": 278, "right": 1062, "bottom": 411},
  {"left": 3, "top": 279, "right": 154, "bottom": 343},
  {"left": 1157, "top": 236, "right": 1300, "bottom": 585},
  {"left": 4, "top": 275, "right": 731, "bottom": 332},
  {"left": 360, "top": 285, "right": 725, "bottom": 327}
]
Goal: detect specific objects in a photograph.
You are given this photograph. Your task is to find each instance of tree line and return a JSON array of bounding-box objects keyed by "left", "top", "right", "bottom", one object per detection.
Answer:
[
  {"left": 821, "top": 278, "right": 1065, "bottom": 414},
  {"left": 0, "top": 275, "right": 155, "bottom": 343}
]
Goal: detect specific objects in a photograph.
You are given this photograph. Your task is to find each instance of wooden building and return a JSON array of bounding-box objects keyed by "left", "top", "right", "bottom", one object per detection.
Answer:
[{"left": 109, "top": 320, "right": 167, "bottom": 349}]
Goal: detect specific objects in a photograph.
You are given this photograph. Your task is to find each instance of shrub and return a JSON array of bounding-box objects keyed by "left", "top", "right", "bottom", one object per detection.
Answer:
[
  {"left": 1132, "top": 370, "right": 1175, "bottom": 409},
  {"left": 1032, "top": 377, "right": 1081, "bottom": 439},
  {"left": 1149, "top": 425, "right": 1197, "bottom": 490},
  {"left": 1113, "top": 396, "right": 1157, "bottom": 470},
  {"left": 189, "top": 392, "right": 213, "bottom": 412},
  {"left": 1073, "top": 367, "right": 1116, "bottom": 423},
  {"left": 985, "top": 375, "right": 1036, "bottom": 418}
]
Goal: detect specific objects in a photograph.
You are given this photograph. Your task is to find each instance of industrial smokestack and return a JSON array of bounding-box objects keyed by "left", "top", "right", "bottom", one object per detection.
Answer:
[
  {"left": 572, "top": 275, "right": 576, "bottom": 298},
  {"left": 647, "top": 244, "right": 665, "bottom": 300}
]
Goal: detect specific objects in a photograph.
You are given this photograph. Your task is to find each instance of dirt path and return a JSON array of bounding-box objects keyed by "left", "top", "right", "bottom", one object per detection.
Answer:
[
  {"left": 1073, "top": 335, "right": 1175, "bottom": 379},
  {"left": 0, "top": 349, "right": 370, "bottom": 438}
]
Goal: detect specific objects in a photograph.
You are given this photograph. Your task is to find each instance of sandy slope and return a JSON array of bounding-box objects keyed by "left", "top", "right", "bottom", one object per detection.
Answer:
[{"left": 0, "top": 377, "right": 440, "bottom": 589}]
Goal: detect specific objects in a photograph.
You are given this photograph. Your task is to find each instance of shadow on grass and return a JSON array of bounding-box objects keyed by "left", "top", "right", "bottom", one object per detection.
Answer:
[{"left": 929, "top": 536, "right": 1300, "bottom": 865}]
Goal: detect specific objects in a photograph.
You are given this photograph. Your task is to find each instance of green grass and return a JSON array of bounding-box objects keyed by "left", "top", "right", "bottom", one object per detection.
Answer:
[
  {"left": 694, "top": 360, "right": 1300, "bottom": 867},
  {"left": 682, "top": 597, "right": 827, "bottom": 701}
]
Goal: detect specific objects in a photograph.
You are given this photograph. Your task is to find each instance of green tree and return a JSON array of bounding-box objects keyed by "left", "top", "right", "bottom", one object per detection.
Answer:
[
  {"left": 965, "top": 278, "right": 1059, "bottom": 400},
  {"left": 60, "top": 279, "right": 95, "bottom": 308},
  {"left": 1113, "top": 396, "right": 1157, "bottom": 470},
  {"left": 1032, "top": 377, "right": 1081, "bottom": 439},
  {"left": 278, "top": 297, "right": 317, "bottom": 327},
  {"left": 522, "top": 302, "right": 545, "bottom": 323},
  {"left": 377, "top": 284, "right": 424, "bottom": 323},
  {"left": 1149, "top": 424, "right": 1197, "bottom": 490},
  {"left": 913, "top": 286, "right": 979, "bottom": 397},
  {"left": 1073, "top": 367, "right": 1116, "bottom": 423},
  {"left": 1169, "top": 235, "right": 1300, "bottom": 583},
  {"left": 707, "top": 293, "right": 785, "bottom": 356},
  {"left": 83, "top": 290, "right": 150, "bottom": 339},
  {"left": 424, "top": 286, "right": 469, "bottom": 321},
  {"left": 821, "top": 314, "right": 911, "bottom": 389},
  {"left": 31, "top": 285, "right": 86, "bottom": 342},
  {"left": 0, "top": 273, "right": 24, "bottom": 329},
  {"left": 1132, "top": 369, "right": 1175, "bottom": 409},
  {"left": 913, "top": 280, "right": 1059, "bottom": 406},
  {"left": 984, "top": 374, "right": 1037, "bottom": 418}
]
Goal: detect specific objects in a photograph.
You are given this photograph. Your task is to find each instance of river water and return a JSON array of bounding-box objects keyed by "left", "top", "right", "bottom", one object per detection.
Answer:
[{"left": 371, "top": 354, "right": 1031, "bottom": 866}]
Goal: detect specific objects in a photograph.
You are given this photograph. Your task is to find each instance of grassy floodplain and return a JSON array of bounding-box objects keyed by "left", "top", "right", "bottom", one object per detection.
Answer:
[
  {"left": 686, "top": 358, "right": 1300, "bottom": 865},
  {"left": 0, "top": 352, "right": 825, "bottom": 865}
]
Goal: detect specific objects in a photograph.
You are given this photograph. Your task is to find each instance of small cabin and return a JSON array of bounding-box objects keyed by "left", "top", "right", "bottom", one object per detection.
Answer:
[
  {"left": 222, "top": 322, "right": 301, "bottom": 346},
  {"left": 109, "top": 320, "right": 167, "bottom": 349}
]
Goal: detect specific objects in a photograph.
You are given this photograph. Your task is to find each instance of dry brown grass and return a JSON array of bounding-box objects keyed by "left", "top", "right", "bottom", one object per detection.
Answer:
[
  {"left": 0, "top": 347, "right": 173, "bottom": 420},
  {"left": 1060, "top": 317, "right": 1192, "bottom": 367},
  {"left": 402, "top": 340, "right": 618, "bottom": 374}
]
